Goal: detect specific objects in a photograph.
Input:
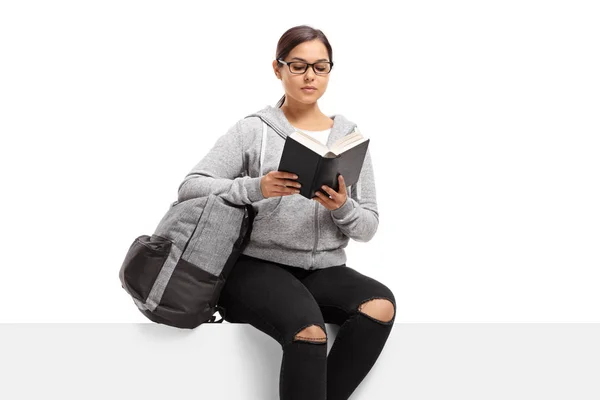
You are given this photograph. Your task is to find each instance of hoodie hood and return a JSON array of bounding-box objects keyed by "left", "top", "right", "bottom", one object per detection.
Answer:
[{"left": 245, "top": 105, "right": 358, "bottom": 147}]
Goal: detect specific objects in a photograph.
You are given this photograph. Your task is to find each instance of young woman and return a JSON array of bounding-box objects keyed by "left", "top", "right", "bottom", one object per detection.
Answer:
[{"left": 178, "top": 25, "right": 396, "bottom": 400}]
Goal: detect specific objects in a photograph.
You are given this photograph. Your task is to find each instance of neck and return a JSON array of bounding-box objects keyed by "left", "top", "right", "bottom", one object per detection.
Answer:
[{"left": 280, "top": 98, "right": 323, "bottom": 122}]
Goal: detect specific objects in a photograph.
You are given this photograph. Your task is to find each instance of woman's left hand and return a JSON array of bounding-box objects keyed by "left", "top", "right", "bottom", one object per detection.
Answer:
[{"left": 312, "top": 174, "right": 348, "bottom": 211}]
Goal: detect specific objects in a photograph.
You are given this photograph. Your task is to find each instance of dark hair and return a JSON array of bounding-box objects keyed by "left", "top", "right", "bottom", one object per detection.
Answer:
[{"left": 274, "top": 25, "right": 333, "bottom": 108}]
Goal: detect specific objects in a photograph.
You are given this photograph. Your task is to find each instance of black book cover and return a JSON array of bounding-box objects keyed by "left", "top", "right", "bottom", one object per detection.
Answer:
[{"left": 277, "top": 136, "right": 370, "bottom": 200}]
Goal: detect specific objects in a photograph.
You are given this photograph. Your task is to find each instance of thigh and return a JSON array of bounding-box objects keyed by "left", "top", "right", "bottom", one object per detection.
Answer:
[
  {"left": 301, "top": 264, "right": 396, "bottom": 325},
  {"left": 218, "top": 254, "right": 325, "bottom": 346}
]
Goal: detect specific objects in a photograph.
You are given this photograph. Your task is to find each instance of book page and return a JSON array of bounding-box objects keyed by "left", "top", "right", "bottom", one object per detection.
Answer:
[
  {"left": 330, "top": 129, "right": 368, "bottom": 155},
  {"left": 290, "top": 128, "right": 368, "bottom": 157},
  {"left": 289, "top": 131, "right": 329, "bottom": 157},
  {"left": 332, "top": 131, "right": 361, "bottom": 149}
]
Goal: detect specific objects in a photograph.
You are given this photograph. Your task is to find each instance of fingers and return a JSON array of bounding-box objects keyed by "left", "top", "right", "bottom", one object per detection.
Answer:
[
  {"left": 274, "top": 171, "right": 298, "bottom": 180},
  {"left": 338, "top": 174, "right": 347, "bottom": 194},
  {"left": 274, "top": 180, "right": 301, "bottom": 192},
  {"left": 272, "top": 183, "right": 300, "bottom": 196},
  {"left": 319, "top": 175, "right": 345, "bottom": 196},
  {"left": 275, "top": 187, "right": 300, "bottom": 196},
  {"left": 319, "top": 185, "right": 335, "bottom": 199},
  {"left": 273, "top": 171, "right": 301, "bottom": 193},
  {"left": 314, "top": 176, "right": 347, "bottom": 210},
  {"left": 263, "top": 171, "right": 301, "bottom": 197},
  {"left": 283, "top": 180, "right": 302, "bottom": 189},
  {"left": 314, "top": 191, "right": 332, "bottom": 201}
]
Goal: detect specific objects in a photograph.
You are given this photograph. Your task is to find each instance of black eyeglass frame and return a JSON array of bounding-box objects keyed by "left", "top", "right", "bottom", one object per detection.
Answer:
[{"left": 277, "top": 59, "right": 334, "bottom": 75}]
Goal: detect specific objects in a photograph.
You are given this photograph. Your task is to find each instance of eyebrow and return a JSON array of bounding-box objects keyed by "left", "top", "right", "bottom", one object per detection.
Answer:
[{"left": 290, "top": 57, "right": 330, "bottom": 62}]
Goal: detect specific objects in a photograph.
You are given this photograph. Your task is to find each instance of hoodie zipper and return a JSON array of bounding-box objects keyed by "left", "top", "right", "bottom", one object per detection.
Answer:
[{"left": 311, "top": 201, "right": 319, "bottom": 269}]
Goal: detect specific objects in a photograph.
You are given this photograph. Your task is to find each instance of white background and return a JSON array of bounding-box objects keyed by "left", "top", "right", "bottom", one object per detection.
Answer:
[{"left": 1, "top": 0, "right": 598, "bottom": 323}]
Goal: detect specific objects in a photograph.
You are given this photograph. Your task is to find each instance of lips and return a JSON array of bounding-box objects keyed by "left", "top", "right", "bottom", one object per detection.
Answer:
[{"left": 302, "top": 86, "right": 317, "bottom": 90}]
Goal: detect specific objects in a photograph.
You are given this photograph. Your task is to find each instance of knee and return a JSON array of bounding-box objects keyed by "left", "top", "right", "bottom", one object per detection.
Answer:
[
  {"left": 293, "top": 324, "right": 327, "bottom": 344},
  {"left": 358, "top": 298, "right": 396, "bottom": 323}
]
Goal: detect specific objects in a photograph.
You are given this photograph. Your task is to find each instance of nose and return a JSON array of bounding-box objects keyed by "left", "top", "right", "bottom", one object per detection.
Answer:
[{"left": 304, "top": 66, "right": 316, "bottom": 80}]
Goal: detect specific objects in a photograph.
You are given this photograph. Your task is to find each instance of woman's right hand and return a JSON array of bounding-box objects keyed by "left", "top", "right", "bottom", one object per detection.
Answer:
[{"left": 260, "top": 171, "right": 302, "bottom": 198}]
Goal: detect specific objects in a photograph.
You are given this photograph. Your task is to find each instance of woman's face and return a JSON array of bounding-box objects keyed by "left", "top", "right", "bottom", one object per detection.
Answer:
[{"left": 273, "top": 39, "right": 331, "bottom": 106}]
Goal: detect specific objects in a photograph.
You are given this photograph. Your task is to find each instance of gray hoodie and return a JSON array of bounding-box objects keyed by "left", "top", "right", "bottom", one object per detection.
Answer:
[{"left": 177, "top": 105, "right": 378, "bottom": 270}]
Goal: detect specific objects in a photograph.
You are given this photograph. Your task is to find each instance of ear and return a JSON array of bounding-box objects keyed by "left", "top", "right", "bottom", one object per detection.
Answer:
[{"left": 272, "top": 60, "right": 281, "bottom": 79}]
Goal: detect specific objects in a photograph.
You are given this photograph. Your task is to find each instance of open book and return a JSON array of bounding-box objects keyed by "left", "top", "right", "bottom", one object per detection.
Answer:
[{"left": 277, "top": 128, "right": 370, "bottom": 199}]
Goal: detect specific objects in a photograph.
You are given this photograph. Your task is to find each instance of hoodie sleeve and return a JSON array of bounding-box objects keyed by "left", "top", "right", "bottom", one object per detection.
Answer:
[
  {"left": 177, "top": 120, "right": 265, "bottom": 205},
  {"left": 329, "top": 147, "right": 379, "bottom": 242}
]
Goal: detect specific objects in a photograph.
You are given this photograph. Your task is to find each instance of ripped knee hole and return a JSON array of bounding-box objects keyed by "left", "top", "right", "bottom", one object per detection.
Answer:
[
  {"left": 358, "top": 298, "right": 395, "bottom": 322},
  {"left": 293, "top": 324, "right": 327, "bottom": 343}
]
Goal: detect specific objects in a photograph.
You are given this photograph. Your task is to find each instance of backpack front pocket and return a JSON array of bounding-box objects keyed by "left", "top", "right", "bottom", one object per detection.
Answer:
[{"left": 119, "top": 234, "right": 172, "bottom": 302}]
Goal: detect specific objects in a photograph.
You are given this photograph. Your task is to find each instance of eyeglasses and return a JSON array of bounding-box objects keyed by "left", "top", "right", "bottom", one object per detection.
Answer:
[{"left": 278, "top": 59, "right": 333, "bottom": 75}]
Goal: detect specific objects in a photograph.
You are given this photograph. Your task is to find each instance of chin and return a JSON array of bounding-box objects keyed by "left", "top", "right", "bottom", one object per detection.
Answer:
[
  {"left": 300, "top": 93, "right": 322, "bottom": 102},
  {"left": 290, "top": 96, "right": 317, "bottom": 105}
]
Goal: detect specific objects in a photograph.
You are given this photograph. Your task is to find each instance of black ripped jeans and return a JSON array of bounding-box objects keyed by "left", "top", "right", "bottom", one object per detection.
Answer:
[{"left": 217, "top": 253, "right": 396, "bottom": 400}]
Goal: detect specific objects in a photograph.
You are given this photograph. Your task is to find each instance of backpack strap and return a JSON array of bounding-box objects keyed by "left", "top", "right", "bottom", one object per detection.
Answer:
[{"left": 211, "top": 121, "right": 265, "bottom": 325}]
